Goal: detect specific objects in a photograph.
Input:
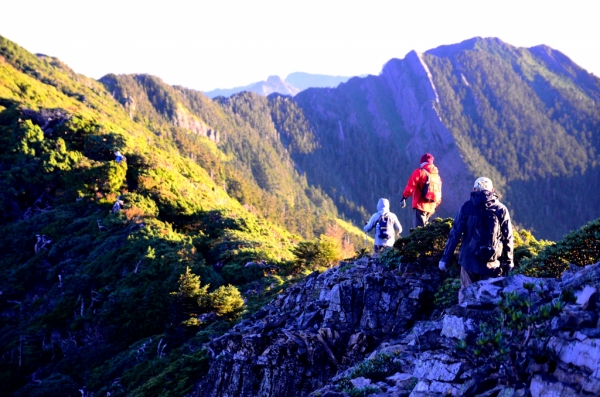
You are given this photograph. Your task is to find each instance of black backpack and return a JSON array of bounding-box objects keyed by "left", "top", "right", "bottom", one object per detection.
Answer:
[
  {"left": 467, "top": 207, "right": 502, "bottom": 262},
  {"left": 377, "top": 214, "right": 391, "bottom": 239}
]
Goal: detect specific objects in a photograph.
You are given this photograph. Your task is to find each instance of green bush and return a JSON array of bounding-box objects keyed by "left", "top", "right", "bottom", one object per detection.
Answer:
[
  {"left": 335, "top": 352, "right": 403, "bottom": 396},
  {"left": 393, "top": 218, "right": 454, "bottom": 264},
  {"left": 291, "top": 234, "right": 343, "bottom": 271},
  {"left": 221, "top": 262, "right": 265, "bottom": 284},
  {"left": 456, "top": 282, "right": 572, "bottom": 383},
  {"left": 348, "top": 352, "right": 402, "bottom": 382},
  {"left": 13, "top": 373, "right": 78, "bottom": 397},
  {"left": 174, "top": 266, "right": 210, "bottom": 309},
  {"left": 345, "top": 386, "right": 380, "bottom": 397},
  {"left": 433, "top": 278, "right": 460, "bottom": 309},
  {"left": 519, "top": 218, "right": 600, "bottom": 277},
  {"left": 377, "top": 247, "right": 403, "bottom": 269},
  {"left": 512, "top": 229, "right": 553, "bottom": 268},
  {"left": 209, "top": 285, "right": 245, "bottom": 317}
]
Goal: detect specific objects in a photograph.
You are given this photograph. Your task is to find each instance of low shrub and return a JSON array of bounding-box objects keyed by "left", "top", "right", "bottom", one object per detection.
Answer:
[
  {"left": 291, "top": 234, "right": 343, "bottom": 271},
  {"left": 433, "top": 278, "right": 460, "bottom": 309},
  {"left": 455, "top": 281, "right": 574, "bottom": 383},
  {"left": 393, "top": 217, "right": 454, "bottom": 264},
  {"left": 519, "top": 218, "right": 600, "bottom": 278}
]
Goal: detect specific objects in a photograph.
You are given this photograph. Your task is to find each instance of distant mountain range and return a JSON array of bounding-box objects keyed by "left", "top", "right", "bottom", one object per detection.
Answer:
[
  {"left": 290, "top": 37, "right": 600, "bottom": 240},
  {"left": 203, "top": 72, "right": 356, "bottom": 98},
  {"left": 102, "top": 37, "right": 600, "bottom": 240},
  {"left": 1, "top": 33, "right": 600, "bottom": 396}
]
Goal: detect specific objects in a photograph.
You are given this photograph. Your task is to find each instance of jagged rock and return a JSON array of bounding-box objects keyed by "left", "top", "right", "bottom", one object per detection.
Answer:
[
  {"left": 21, "top": 108, "right": 70, "bottom": 134},
  {"left": 398, "top": 320, "right": 442, "bottom": 350},
  {"left": 412, "top": 352, "right": 463, "bottom": 382},
  {"left": 530, "top": 374, "right": 579, "bottom": 397},
  {"left": 561, "top": 262, "right": 600, "bottom": 290},
  {"left": 551, "top": 305, "right": 598, "bottom": 329},
  {"left": 461, "top": 274, "right": 559, "bottom": 307},
  {"left": 496, "top": 388, "right": 516, "bottom": 397},
  {"left": 349, "top": 376, "right": 371, "bottom": 389},
  {"left": 367, "top": 343, "right": 403, "bottom": 360},
  {"left": 577, "top": 285, "right": 597, "bottom": 310},
  {"left": 193, "top": 258, "right": 441, "bottom": 397},
  {"left": 193, "top": 258, "right": 600, "bottom": 397},
  {"left": 409, "top": 379, "right": 459, "bottom": 396},
  {"left": 386, "top": 372, "right": 416, "bottom": 388},
  {"left": 549, "top": 365, "right": 600, "bottom": 395},
  {"left": 440, "top": 315, "right": 475, "bottom": 340},
  {"left": 547, "top": 332, "right": 600, "bottom": 379}
]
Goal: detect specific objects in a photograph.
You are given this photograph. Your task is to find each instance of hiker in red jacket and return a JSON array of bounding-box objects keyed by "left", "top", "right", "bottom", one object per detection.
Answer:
[{"left": 400, "top": 153, "right": 442, "bottom": 229}]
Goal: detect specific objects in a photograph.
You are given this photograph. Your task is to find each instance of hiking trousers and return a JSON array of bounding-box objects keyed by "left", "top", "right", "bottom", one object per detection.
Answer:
[
  {"left": 413, "top": 209, "right": 431, "bottom": 229},
  {"left": 458, "top": 266, "right": 502, "bottom": 304}
]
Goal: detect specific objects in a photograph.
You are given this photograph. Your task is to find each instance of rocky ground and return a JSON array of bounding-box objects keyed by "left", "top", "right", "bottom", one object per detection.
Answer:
[{"left": 192, "top": 256, "right": 600, "bottom": 397}]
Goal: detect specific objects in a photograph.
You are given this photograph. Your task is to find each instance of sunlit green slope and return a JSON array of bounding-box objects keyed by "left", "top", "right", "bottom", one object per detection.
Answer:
[{"left": 0, "top": 35, "right": 362, "bottom": 396}]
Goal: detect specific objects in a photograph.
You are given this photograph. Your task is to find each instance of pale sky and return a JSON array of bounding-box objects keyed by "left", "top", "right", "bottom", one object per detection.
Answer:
[{"left": 1, "top": 0, "right": 598, "bottom": 92}]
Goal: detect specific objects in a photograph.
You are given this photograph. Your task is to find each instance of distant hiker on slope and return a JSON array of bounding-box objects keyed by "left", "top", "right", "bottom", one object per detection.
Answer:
[
  {"left": 364, "top": 198, "right": 402, "bottom": 253},
  {"left": 438, "top": 177, "right": 514, "bottom": 304},
  {"left": 114, "top": 151, "right": 126, "bottom": 163},
  {"left": 400, "top": 153, "right": 442, "bottom": 229}
]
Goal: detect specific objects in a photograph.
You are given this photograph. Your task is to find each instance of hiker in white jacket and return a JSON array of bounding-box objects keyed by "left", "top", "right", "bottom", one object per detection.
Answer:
[{"left": 364, "top": 198, "right": 403, "bottom": 252}]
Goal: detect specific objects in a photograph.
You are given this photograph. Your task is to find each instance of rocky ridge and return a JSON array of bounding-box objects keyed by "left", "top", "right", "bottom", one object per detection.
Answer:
[{"left": 193, "top": 257, "right": 600, "bottom": 397}]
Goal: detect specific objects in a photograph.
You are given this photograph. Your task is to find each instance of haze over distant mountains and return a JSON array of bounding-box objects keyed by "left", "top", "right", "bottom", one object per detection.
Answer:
[
  {"left": 1, "top": 32, "right": 600, "bottom": 397},
  {"left": 203, "top": 72, "right": 356, "bottom": 98},
  {"left": 96, "top": 36, "right": 600, "bottom": 241}
]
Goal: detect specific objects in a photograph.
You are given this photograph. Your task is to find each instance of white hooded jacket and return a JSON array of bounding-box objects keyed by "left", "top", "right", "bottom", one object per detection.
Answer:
[{"left": 364, "top": 198, "right": 403, "bottom": 247}]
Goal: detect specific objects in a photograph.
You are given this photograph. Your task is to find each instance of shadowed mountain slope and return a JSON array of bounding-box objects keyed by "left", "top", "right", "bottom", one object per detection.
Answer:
[{"left": 290, "top": 37, "right": 600, "bottom": 240}]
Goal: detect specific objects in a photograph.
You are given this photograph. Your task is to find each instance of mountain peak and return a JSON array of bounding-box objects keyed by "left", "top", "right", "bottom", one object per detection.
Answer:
[
  {"left": 203, "top": 73, "right": 355, "bottom": 98},
  {"left": 425, "top": 36, "right": 509, "bottom": 58},
  {"left": 266, "top": 75, "right": 284, "bottom": 84}
]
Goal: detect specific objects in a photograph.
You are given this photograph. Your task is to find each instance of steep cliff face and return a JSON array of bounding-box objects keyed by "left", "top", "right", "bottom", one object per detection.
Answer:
[
  {"left": 174, "top": 104, "right": 220, "bottom": 142},
  {"left": 293, "top": 51, "right": 477, "bottom": 231},
  {"left": 379, "top": 51, "right": 474, "bottom": 213}
]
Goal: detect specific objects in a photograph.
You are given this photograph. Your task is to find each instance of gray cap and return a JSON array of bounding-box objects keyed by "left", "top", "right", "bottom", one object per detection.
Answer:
[{"left": 473, "top": 177, "right": 493, "bottom": 191}]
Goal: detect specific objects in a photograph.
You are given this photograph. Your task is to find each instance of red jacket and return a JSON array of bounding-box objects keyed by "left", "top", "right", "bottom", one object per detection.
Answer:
[{"left": 402, "top": 163, "right": 442, "bottom": 213}]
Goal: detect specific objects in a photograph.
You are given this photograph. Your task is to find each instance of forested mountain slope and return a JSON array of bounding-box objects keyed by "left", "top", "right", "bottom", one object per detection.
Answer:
[
  {"left": 292, "top": 37, "right": 600, "bottom": 240},
  {"left": 95, "top": 37, "right": 600, "bottom": 240},
  {"left": 0, "top": 35, "right": 362, "bottom": 396},
  {"left": 98, "top": 73, "right": 361, "bottom": 241},
  {"left": 2, "top": 32, "right": 599, "bottom": 396}
]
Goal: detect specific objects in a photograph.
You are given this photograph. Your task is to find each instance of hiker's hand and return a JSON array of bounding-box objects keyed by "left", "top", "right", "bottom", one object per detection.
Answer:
[
  {"left": 438, "top": 261, "right": 447, "bottom": 272},
  {"left": 401, "top": 197, "right": 406, "bottom": 208}
]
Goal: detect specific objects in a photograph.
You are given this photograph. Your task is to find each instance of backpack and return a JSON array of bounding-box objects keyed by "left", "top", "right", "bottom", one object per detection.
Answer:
[
  {"left": 467, "top": 207, "right": 502, "bottom": 262},
  {"left": 377, "top": 214, "right": 391, "bottom": 239},
  {"left": 421, "top": 168, "right": 441, "bottom": 203}
]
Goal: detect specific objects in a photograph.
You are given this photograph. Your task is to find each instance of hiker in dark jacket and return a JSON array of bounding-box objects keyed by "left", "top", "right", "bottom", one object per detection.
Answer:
[
  {"left": 364, "top": 198, "right": 402, "bottom": 253},
  {"left": 438, "top": 177, "right": 514, "bottom": 303}
]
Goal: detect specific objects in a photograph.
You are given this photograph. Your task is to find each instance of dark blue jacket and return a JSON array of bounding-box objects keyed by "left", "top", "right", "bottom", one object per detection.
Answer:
[{"left": 441, "top": 190, "right": 514, "bottom": 275}]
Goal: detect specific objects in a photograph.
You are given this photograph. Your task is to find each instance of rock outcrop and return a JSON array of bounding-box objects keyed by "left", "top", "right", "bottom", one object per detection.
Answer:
[
  {"left": 194, "top": 257, "right": 441, "bottom": 396},
  {"left": 194, "top": 258, "right": 600, "bottom": 397}
]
